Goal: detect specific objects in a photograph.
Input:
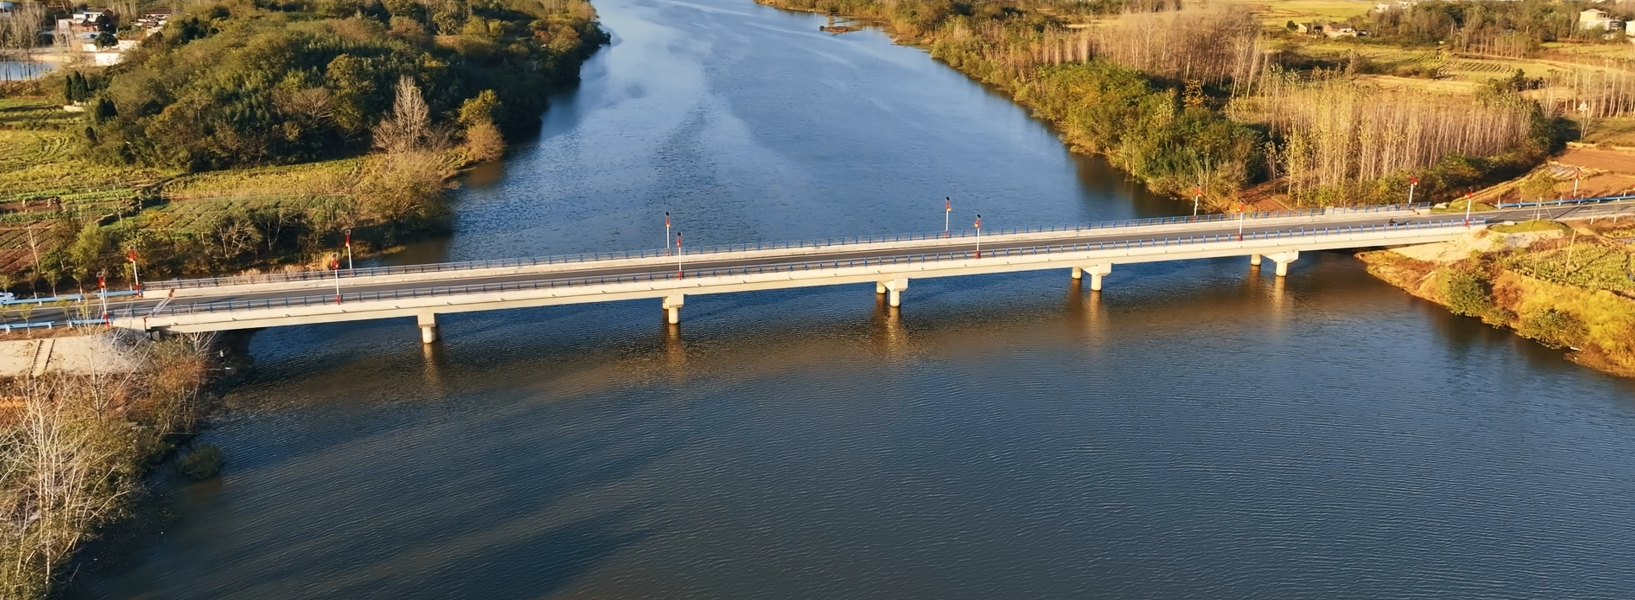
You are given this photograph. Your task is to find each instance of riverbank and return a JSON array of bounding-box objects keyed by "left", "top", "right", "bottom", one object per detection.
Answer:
[
  {"left": 1359, "top": 221, "right": 1635, "bottom": 378},
  {"left": 0, "top": 330, "right": 225, "bottom": 598},
  {"left": 756, "top": 0, "right": 1564, "bottom": 212}
]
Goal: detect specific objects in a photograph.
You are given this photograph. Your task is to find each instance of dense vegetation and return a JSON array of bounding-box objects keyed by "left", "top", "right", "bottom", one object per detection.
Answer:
[
  {"left": 90, "top": 0, "right": 606, "bottom": 170},
  {"left": 0, "top": 0, "right": 604, "bottom": 294}
]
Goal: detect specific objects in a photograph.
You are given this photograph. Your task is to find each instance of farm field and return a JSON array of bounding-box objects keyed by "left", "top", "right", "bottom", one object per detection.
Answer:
[{"left": 0, "top": 94, "right": 374, "bottom": 284}]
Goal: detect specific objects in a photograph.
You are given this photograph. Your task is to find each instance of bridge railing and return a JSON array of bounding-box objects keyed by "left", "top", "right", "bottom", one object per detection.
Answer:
[
  {"left": 1494, "top": 192, "right": 1635, "bottom": 209},
  {"left": 142, "top": 203, "right": 1430, "bottom": 292},
  {"left": 146, "top": 217, "right": 1478, "bottom": 318}
]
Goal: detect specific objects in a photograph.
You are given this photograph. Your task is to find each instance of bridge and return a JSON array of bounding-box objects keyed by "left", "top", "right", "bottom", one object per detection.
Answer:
[{"left": 64, "top": 201, "right": 1630, "bottom": 343}]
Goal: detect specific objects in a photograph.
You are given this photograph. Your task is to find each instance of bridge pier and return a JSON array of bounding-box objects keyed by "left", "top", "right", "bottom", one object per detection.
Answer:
[
  {"left": 1266, "top": 250, "right": 1300, "bottom": 277},
  {"left": 663, "top": 294, "right": 685, "bottom": 325},
  {"left": 1084, "top": 264, "right": 1112, "bottom": 292},
  {"left": 876, "top": 281, "right": 886, "bottom": 295},
  {"left": 1071, "top": 267, "right": 1082, "bottom": 280},
  {"left": 418, "top": 313, "right": 439, "bottom": 344},
  {"left": 884, "top": 278, "right": 909, "bottom": 308},
  {"left": 1250, "top": 253, "right": 1262, "bottom": 267}
]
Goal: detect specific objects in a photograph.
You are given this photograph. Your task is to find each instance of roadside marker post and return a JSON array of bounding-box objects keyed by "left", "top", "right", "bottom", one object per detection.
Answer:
[{"left": 974, "top": 214, "right": 982, "bottom": 258}]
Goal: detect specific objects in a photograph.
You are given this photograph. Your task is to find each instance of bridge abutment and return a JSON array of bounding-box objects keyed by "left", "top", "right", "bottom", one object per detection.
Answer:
[
  {"left": 418, "top": 313, "right": 439, "bottom": 344},
  {"left": 663, "top": 294, "right": 685, "bottom": 324}
]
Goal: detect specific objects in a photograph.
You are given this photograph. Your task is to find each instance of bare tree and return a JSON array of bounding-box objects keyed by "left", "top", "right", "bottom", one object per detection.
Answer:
[{"left": 372, "top": 76, "right": 446, "bottom": 155}]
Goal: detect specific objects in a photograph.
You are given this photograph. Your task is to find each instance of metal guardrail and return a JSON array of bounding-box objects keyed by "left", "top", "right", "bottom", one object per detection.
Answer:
[
  {"left": 144, "top": 204, "right": 1430, "bottom": 292},
  {"left": 1494, "top": 193, "right": 1635, "bottom": 209},
  {"left": 0, "top": 290, "right": 140, "bottom": 306},
  {"left": 148, "top": 217, "right": 1478, "bottom": 318}
]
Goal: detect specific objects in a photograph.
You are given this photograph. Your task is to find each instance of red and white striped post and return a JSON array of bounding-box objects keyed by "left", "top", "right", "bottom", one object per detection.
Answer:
[
  {"left": 974, "top": 214, "right": 982, "bottom": 258},
  {"left": 1464, "top": 191, "right": 1474, "bottom": 227},
  {"left": 344, "top": 230, "right": 354, "bottom": 270},
  {"left": 97, "top": 274, "right": 107, "bottom": 323},
  {"left": 332, "top": 255, "right": 342, "bottom": 304},
  {"left": 944, "top": 197, "right": 951, "bottom": 237},
  {"left": 665, "top": 212, "right": 672, "bottom": 254},
  {"left": 1408, "top": 175, "right": 1419, "bottom": 210},
  {"left": 676, "top": 231, "right": 683, "bottom": 279},
  {"left": 126, "top": 249, "right": 141, "bottom": 292},
  {"left": 1192, "top": 186, "right": 1202, "bottom": 218}
]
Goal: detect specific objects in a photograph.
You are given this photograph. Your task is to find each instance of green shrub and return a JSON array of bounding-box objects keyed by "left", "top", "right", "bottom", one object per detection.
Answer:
[
  {"left": 177, "top": 444, "right": 224, "bottom": 481},
  {"left": 1518, "top": 308, "right": 1588, "bottom": 349},
  {"left": 1441, "top": 267, "right": 1494, "bottom": 318}
]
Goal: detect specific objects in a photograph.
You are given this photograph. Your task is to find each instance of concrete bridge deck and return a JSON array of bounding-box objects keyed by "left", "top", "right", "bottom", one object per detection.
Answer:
[{"left": 70, "top": 200, "right": 1634, "bottom": 342}]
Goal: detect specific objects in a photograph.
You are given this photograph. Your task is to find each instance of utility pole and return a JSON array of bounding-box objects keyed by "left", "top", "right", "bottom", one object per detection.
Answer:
[
  {"left": 1192, "top": 186, "right": 1202, "bottom": 218},
  {"left": 665, "top": 212, "right": 671, "bottom": 254},
  {"left": 1408, "top": 175, "right": 1418, "bottom": 211},
  {"left": 344, "top": 229, "right": 354, "bottom": 270},
  {"left": 944, "top": 197, "right": 951, "bottom": 237},
  {"left": 676, "top": 231, "right": 683, "bottom": 279}
]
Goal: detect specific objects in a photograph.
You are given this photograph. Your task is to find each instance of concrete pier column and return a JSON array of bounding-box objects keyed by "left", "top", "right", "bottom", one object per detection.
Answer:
[
  {"left": 1071, "top": 266, "right": 1083, "bottom": 280},
  {"left": 876, "top": 281, "right": 886, "bottom": 295},
  {"left": 1085, "top": 264, "right": 1113, "bottom": 292},
  {"left": 418, "top": 313, "right": 439, "bottom": 344},
  {"left": 1266, "top": 250, "right": 1300, "bottom": 277},
  {"left": 1250, "top": 254, "right": 1262, "bottom": 266},
  {"left": 884, "top": 278, "right": 909, "bottom": 308},
  {"left": 663, "top": 294, "right": 685, "bottom": 325}
]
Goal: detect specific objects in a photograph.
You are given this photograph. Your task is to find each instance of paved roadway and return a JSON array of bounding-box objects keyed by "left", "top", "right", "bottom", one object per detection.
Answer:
[{"left": 29, "top": 202, "right": 1635, "bottom": 325}]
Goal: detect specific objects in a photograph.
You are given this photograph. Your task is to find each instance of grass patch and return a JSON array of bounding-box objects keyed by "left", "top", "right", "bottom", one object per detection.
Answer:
[
  {"left": 1580, "top": 116, "right": 1635, "bottom": 148},
  {"left": 1491, "top": 219, "right": 1570, "bottom": 233},
  {"left": 1432, "top": 199, "right": 1498, "bottom": 213},
  {"left": 165, "top": 159, "right": 364, "bottom": 200}
]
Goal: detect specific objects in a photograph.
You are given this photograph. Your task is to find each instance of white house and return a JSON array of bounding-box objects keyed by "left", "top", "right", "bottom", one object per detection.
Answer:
[{"left": 1579, "top": 8, "right": 1624, "bottom": 31}]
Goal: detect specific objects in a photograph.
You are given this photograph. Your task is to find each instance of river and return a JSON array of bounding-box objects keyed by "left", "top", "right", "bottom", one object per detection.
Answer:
[{"left": 68, "top": 0, "right": 1635, "bottom": 597}]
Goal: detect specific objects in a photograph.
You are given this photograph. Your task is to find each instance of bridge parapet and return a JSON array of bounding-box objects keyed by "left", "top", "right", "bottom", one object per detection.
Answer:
[{"left": 144, "top": 204, "right": 1428, "bottom": 298}]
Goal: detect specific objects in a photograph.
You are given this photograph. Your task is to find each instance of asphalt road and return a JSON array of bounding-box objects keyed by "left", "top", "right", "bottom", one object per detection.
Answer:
[{"left": 32, "top": 202, "right": 1635, "bottom": 325}]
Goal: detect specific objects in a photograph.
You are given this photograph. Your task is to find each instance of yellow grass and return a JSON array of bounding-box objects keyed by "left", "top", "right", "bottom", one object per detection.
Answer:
[
  {"left": 1580, "top": 116, "right": 1635, "bottom": 148},
  {"left": 165, "top": 159, "right": 365, "bottom": 199},
  {"left": 1256, "top": 0, "right": 1373, "bottom": 27}
]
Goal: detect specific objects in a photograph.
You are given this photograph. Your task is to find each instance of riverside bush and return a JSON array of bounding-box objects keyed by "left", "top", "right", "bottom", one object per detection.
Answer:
[
  {"left": 178, "top": 444, "right": 224, "bottom": 481},
  {"left": 1519, "top": 308, "right": 1588, "bottom": 349},
  {"left": 1441, "top": 267, "right": 1494, "bottom": 317}
]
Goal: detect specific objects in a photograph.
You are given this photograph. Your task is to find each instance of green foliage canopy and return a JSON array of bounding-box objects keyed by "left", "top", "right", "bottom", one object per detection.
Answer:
[{"left": 88, "top": 0, "right": 607, "bottom": 171}]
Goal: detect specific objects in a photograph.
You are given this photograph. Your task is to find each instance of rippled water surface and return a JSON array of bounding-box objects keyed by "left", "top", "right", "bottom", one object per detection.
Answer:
[{"left": 69, "top": 0, "right": 1635, "bottom": 597}]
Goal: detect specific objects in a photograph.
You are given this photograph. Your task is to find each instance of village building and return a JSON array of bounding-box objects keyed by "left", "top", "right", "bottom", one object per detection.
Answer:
[
  {"left": 1322, "top": 22, "right": 1359, "bottom": 38},
  {"left": 1579, "top": 8, "right": 1625, "bottom": 32}
]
